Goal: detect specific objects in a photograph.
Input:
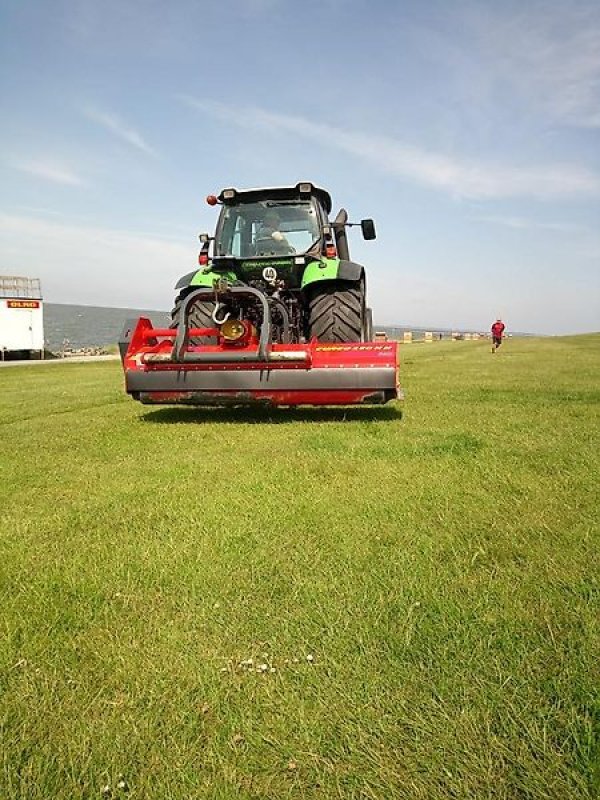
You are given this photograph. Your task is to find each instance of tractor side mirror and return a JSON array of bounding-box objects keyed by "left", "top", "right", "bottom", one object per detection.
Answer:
[{"left": 361, "top": 219, "right": 376, "bottom": 240}]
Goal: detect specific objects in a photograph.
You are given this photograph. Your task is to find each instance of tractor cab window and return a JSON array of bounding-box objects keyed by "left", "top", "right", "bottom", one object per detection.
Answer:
[{"left": 215, "top": 200, "right": 321, "bottom": 258}]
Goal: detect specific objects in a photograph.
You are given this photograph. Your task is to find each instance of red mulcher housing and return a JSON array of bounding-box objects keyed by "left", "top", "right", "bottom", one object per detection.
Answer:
[{"left": 120, "top": 183, "right": 400, "bottom": 407}]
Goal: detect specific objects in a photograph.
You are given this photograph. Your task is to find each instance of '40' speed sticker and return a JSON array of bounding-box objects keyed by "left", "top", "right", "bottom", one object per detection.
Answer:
[{"left": 262, "top": 267, "right": 277, "bottom": 282}]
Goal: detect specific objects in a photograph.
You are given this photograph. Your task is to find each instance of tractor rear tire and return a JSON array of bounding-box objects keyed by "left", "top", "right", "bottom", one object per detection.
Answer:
[
  {"left": 170, "top": 292, "right": 218, "bottom": 345},
  {"left": 307, "top": 281, "right": 366, "bottom": 343}
]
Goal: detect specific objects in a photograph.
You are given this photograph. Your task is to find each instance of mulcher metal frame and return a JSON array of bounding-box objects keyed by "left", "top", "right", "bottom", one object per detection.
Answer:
[{"left": 120, "top": 287, "right": 400, "bottom": 407}]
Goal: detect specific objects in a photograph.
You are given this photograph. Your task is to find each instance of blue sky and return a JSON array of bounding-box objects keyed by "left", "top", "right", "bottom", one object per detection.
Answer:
[{"left": 1, "top": 0, "right": 599, "bottom": 334}]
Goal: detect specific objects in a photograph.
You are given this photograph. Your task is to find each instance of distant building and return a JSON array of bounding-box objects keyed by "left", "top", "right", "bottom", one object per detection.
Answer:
[{"left": 0, "top": 276, "right": 45, "bottom": 358}]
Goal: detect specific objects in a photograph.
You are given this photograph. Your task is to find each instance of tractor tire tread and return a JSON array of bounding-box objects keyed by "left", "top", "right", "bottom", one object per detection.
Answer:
[
  {"left": 307, "top": 282, "right": 364, "bottom": 342},
  {"left": 170, "top": 292, "right": 217, "bottom": 345}
]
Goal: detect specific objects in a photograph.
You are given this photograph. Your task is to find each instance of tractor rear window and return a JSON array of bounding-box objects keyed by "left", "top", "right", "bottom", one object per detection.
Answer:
[{"left": 215, "top": 200, "right": 320, "bottom": 258}]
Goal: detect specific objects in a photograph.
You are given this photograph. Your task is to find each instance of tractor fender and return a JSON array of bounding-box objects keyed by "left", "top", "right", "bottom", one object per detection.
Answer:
[
  {"left": 338, "top": 260, "right": 365, "bottom": 283},
  {"left": 175, "top": 269, "right": 200, "bottom": 290},
  {"left": 175, "top": 268, "right": 236, "bottom": 291},
  {"left": 301, "top": 258, "right": 365, "bottom": 290}
]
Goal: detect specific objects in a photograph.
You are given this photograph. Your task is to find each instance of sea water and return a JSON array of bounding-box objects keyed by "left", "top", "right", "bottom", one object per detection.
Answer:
[{"left": 44, "top": 303, "right": 171, "bottom": 352}]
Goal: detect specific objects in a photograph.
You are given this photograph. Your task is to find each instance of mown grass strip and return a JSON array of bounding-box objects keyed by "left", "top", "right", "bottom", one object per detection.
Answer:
[{"left": 1, "top": 336, "right": 598, "bottom": 798}]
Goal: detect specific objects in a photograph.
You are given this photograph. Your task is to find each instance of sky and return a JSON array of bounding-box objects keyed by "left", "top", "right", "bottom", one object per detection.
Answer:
[{"left": 0, "top": 0, "right": 599, "bottom": 335}]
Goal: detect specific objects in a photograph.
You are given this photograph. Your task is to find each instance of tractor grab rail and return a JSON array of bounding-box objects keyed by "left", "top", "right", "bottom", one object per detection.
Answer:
[{"left": 173, "top": 285, "right": 273, "bottom": 363}]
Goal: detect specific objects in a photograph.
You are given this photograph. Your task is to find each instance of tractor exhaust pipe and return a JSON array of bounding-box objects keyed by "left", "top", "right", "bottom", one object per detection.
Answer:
[{"left": 332, "top": 208, "right": 350, "bottom": 261}]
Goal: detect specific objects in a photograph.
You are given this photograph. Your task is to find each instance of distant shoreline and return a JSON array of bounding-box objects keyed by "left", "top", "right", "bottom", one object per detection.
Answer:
[
  {"left": 41, "top": 302, "right": 542, "bottom": 350},
  {"left": 0, "top": 354, "right": 120, "bottom": 367}
]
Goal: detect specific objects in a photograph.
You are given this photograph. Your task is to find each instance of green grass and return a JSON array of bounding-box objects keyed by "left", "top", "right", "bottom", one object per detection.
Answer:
[{"left": 1, "top": 335, "right": 599, "bottom": 799}]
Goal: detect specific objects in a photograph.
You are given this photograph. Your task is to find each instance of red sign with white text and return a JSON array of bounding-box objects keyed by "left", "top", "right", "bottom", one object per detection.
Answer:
[{"left": 6, "top": 300, "right": 40, "bottom": 309}]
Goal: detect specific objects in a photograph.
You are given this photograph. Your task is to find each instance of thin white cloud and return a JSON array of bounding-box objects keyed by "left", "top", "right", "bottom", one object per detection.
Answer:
[
  {"left": 84, "top": 107, "right": 157, "bottom": 156},
  {"left": 464, "top": 4, "right": 600, "bottom": 129},
  {"left": 179, "top": 97, "right": 600, "bottom": 200},
  {"left": 474, "top": 215, "right": 582, "bottom": 233},
  {"left": 9, "top": 158, "right": 84, "bottom": 186},
  {"left": 0, "top": 213, "right": 193, "bottom": 308}
]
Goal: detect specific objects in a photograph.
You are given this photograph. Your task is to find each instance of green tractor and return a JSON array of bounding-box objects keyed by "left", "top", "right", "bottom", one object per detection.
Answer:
[{"left": 171, "top": 181, "right": 377, "bottom": 345}]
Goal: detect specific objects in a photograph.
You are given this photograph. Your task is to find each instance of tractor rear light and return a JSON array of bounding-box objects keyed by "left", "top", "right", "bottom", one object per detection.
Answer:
[
  {"left": 206, "top": 195, "right": 218, "bottom": 206},
  {"left": 199, "top": 238, "right": 210, "bottom": 266},
  {"left": 325, "top": 243, "right": 337, "bottom": 259},
  {"left": 220, "top": 318, "right": 255, "bottom": 345}
]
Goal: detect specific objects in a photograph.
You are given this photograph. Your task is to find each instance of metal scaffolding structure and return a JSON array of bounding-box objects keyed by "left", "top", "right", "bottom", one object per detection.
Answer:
[{"left": 0, "top": 276, "right": 42, "bottom": 299}]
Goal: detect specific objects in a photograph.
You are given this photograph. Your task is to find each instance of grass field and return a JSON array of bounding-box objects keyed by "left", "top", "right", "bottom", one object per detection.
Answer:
[{"left": 1, "top": 335, "right": 599, "bottom": 799}]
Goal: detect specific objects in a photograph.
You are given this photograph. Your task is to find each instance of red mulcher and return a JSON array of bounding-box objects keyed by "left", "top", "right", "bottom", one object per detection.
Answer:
[{"left": 120, "top": 183, "right": 400, "bottom": 407}]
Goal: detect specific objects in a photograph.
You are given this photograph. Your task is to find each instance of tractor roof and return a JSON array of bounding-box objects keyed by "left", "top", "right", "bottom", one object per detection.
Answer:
[{"left": 217, "top": 182, "right": 332, "bottom": 214}]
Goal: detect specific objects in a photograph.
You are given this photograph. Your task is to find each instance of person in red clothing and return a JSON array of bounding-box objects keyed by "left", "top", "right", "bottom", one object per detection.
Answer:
[{"left": 491, "top": 319, "right": 506, "bottom": 352}]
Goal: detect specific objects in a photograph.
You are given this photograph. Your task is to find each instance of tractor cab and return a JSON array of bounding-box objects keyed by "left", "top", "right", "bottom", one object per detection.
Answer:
[{"left": 212, "top": 183, "right": 331, "bottom": 262}]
